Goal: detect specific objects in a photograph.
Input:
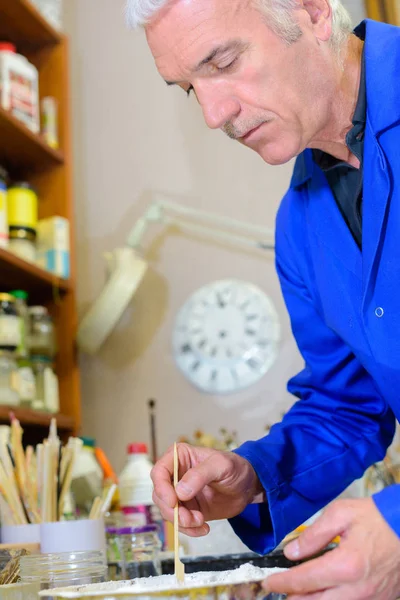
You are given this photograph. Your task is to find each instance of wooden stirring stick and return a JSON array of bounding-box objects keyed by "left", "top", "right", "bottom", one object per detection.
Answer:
[{"left": 173, "top": 443, "right": 185, "bottom": 584}]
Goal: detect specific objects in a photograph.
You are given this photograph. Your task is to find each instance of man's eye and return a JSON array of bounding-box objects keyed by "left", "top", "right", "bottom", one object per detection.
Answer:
[{"left": 217, "top": 57, "right": 238, "bottom": 72}]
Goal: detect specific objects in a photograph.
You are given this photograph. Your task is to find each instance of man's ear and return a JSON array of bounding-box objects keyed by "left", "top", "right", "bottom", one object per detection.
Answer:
[{"left": 302, "top": 0, "right": 332, "bottom": 41}]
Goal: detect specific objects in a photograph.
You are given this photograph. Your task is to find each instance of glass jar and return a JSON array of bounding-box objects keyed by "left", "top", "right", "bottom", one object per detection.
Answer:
[
  {"left": 10, "top": 290, "right": 29, "bottom": 358},
  {"left": 31, "top": 356, "right": 59, "bottom": 413},
  {"left": 28, "top": 306, "right": 56, "bottom": 358},
  {"left": 20, "top": 551, "right": 107, "bottom": 593},
  {"left": 0, "top": 294, "right": 20, "bottom": 351},
  {"left": 0, "top": 350, "right": 20, "bottom": 406},
  {"left": 106, "top": 525, "right": 162, "bottom": 581},
  {"left": 8, "top": 227, "right": 36, "bottom": 263}
]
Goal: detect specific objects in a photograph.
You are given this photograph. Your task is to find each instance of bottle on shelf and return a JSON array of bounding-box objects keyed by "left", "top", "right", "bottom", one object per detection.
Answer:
[
  {"left": 10, "top": 290, "right": 36, "bottom": 407},
  {"left": 119, "top": 443, "right": 165, "bottom": 548}
]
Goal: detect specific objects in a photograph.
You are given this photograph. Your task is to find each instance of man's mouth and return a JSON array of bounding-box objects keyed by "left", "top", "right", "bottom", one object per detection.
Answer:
[{"left": 240, "top": 123, "right": 264, "bottom": 141}]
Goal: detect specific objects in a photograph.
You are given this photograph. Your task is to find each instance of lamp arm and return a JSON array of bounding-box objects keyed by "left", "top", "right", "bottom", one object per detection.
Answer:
[{"left": 126, "top": 197, "right": 275, "bottom": 251}]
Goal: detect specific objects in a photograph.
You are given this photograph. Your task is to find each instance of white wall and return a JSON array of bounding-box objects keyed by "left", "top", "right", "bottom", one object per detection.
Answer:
[{"left": 64, "top": 0, "right": 310, "bottom": 471}]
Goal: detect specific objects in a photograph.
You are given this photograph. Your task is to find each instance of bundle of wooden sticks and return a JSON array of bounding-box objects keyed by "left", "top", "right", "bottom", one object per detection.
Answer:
[{"left": 0, "top": 417, "right": 116, "bottom": 525}]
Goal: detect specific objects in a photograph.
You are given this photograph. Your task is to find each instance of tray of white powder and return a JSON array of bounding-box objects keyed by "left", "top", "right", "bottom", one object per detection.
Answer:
[{"left": 39, "top": 563, "right": 287, "bottom": 599}]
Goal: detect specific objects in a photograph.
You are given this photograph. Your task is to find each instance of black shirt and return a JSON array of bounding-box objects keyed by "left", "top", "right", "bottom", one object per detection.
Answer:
[{"left": 312, "top": 35, "right": 366, "bottom": 249}]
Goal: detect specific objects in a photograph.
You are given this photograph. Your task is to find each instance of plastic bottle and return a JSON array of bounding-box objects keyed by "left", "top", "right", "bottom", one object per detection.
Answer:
[
  {"left": 71, "top": 437, "right": 103, "bottom": 513},
  {"left": 119, "top": 443, "right": 165, "bottom": 547}
]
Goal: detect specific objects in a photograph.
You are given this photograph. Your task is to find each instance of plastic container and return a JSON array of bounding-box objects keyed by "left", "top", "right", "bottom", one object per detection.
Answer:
[
  {"left": 0, "top": 294, "right": 20, "bottom": 351},
  {"left": 0, "top": 43, "right": 39, "bottom": 132},
  {"left": 31, "top": 356, "right": 59, "bottom": 413},
  {"left": 8, "top": 227, "right": 36, "bottom": 262},
  {"left": 71, "top": 437, "right": 103, "bottom": 511},
  {"left": 119, "top": 443, "right": 164, "bottom": 545},
  {"left": 28, "top": 306, "right": 56, "bottom": 358},
  {"left": 41, "top": 97, "right": 59, "bottom": 149},
  {"left": 0, "top": 173, "right": 8, "bottom": 248},
  {"left": 7, "top": 183, "right": 38, "bottom": 232},
  {"left": 0, "top": 582, "right": 40, "bottom": 600},
  {"left": 20, "top": 551, "right": 107, "bottom": 591},
  {"left": 16, "top": 356, "right": 36, "bottom": 406},
  {"left": 106, "top": 525, "right": 161, "bottom": 581}
]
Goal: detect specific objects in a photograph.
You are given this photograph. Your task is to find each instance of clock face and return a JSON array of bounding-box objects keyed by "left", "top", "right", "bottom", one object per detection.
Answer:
[{"left": 172, "top": 279, "right": 280, "bottom": 394}]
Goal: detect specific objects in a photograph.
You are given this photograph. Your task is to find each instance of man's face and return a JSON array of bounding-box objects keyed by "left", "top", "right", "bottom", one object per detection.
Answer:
[{"left": 146, "top": 0, "right": 335, "bottom": 165}]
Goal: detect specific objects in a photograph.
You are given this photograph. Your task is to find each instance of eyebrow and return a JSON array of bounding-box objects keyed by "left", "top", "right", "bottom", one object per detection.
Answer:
[{"left": 165, "top": 39, "right": 245, "bottom": 86}]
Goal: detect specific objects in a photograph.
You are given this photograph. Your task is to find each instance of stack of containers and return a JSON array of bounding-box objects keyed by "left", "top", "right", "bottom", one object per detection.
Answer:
[{"left": 0, "top": 291, "right": 59, "bottom": 412}]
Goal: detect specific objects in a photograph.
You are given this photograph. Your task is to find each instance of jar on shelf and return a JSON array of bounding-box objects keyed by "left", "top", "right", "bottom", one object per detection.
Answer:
[
  {"left": 0, "top": 293, "right": 20, "bottom": 351},
  {"left": 19, "top": 551, "right": 107, "bottom": 591},
  {"left": 28, "top": 306, "right": 57, "bottom": 358},
  {"left": 0, "top": 350, "right": 20, "bottom": 406},
  {"left": 10, "top": 289, "right": 29, "bottom": 357},
  {"left": 106, "top": 525, "right": 162, "bottom": 581},
  {"left": 8, "top": 227, "right": 36, "bottom": 263},
  {"left": 31, "top": 356, "right": 59, "bottom": 413},
  {"left": 7, "top": 182, "right": 38, "bottom": 232}
]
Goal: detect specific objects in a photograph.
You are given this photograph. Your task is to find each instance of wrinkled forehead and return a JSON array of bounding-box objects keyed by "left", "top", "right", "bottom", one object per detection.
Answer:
[{"left": 145, "top": 0, "right": 252, "bottom": 79}]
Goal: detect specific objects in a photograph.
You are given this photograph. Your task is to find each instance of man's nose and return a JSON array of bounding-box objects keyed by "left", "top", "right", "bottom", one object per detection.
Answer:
[{"left": 196, "top": 85, "right": 240, "bottom": 130}]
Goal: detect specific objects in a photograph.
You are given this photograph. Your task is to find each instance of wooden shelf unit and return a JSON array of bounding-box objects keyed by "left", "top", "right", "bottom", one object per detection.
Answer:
[{"left": 0, "top": 1, "right": 81, "bottom": 440}]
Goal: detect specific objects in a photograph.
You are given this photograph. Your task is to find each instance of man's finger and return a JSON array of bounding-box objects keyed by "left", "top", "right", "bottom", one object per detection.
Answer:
[
  {"left": 178, "top": 524, "right": 210, "bottom": 537},
  {"left": 285, "top": 505, "right": 346, "bottom": 561},
  {"left": 176, "top": 456, "right": 227, "bottom": 501},
  {"left": 264, "top": 548, "right": 354, "bottom": 595},
  {"left": 151, "top": 455, "right": 177, "bottom": 508},
  {"left": 152, "top": 492, "right": 204, "bottom": 528}
]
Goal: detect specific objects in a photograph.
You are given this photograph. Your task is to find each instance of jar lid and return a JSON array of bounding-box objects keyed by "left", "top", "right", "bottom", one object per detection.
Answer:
[
  {"left": 9, "top": 227, "right": 36, "bottom": 242},
  {"left": 127, "top": 443, "right": 148, "bottom": 454},
  {"left": 9, "top": 181, "right": 37, "bottom": 194},
  {"left": 0, "top": 43, "right": 16, "bottom": 53},
  {"left": 10, "top": 290, "right": 28, "bottom": 301},
  {"left": 0, "top": 293, "right": 16, "bottom": 303},
  {"left": 28, "top": 306, "right": 48, "bottom": 317},
  {"left": 0, "top": 349, "right": 15, "bottom": 357},
  {"left": 0, "top": 164, "right": 8, "bottom": 184},
  {"left": 115, "top": 525, "right": 159, "bottom": 535},
  {"left": 31, "top": 355, "right": 52, "bottom": 364},
  {"left": 80, "top": 436, "right": 96, "bottom": 448}
]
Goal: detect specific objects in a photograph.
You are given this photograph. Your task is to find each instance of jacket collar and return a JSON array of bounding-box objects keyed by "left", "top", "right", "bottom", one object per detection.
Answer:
[{"left": 290, "top": 19, "right": 400, "bottom": 190}]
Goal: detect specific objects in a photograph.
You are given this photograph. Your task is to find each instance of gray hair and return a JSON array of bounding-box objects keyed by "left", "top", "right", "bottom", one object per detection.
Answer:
[{"left": 126, "top": 0, "right": 353, "bottom": 51}]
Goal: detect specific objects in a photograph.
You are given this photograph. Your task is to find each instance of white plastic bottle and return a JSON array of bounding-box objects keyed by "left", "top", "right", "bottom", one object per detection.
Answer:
[{"left": 119, "top": 443, "right": 164, "bottom": 545}]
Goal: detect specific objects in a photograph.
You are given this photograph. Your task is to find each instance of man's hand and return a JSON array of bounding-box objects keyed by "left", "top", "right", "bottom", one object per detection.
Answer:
[
  {"left": 151, "top": 443, "right": 264, "bottom": 537},
  {"left": 264, "top": 497, "right": 400, "bottom": 599}
]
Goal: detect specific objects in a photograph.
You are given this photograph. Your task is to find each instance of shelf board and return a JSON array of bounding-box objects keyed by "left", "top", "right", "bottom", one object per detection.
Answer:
[
  {"left": 0, "top": 107, "right": 64, "bottom": 173},
  {"left": 0, "top": 407, "right": 75, "bottom": 431},
  {"left": 0, "top": 0, "right": 61, "bottom": 49},
  {"left": 0, "top": 247, "right": 71, "bottom": 300}
]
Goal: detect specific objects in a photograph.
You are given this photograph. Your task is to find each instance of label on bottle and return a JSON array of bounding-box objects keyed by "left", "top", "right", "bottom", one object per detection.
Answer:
[{"left": 0, "top": 315, "right": 20, "bottom": 347}]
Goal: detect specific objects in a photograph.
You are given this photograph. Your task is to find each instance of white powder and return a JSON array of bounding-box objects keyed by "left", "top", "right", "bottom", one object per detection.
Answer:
[{"left": 40, "top": 563, "right": 287, "bottom": 598}]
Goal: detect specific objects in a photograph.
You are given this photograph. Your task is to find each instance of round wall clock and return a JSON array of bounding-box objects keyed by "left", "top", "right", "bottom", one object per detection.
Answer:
[{"left": 172, "top": 279, "right": 280, "bottom": 394}]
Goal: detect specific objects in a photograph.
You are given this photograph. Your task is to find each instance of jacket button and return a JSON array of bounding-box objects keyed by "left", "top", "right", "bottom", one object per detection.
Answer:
[{"left": 375, "top": 307, "right": 384, "bottom": 318}]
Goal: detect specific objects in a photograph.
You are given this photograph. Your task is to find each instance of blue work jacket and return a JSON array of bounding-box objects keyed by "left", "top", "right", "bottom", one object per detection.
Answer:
[{"left": 231, "top": 19, "right": 400, "bottom": 554}]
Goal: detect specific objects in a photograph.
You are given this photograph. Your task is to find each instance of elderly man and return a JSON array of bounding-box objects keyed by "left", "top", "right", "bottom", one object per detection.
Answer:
[{"left": 126, "top": 0, "right": 400, "bottom": 597}]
